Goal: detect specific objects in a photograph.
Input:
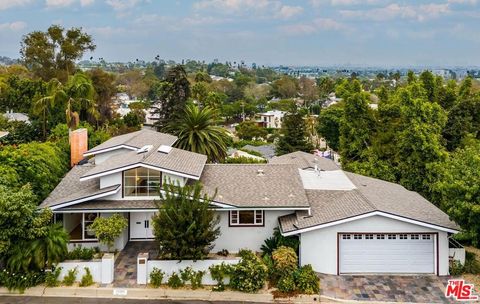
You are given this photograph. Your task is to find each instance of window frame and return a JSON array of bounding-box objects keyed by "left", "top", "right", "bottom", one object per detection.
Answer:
[
  {"left": 229, "top": 210, "right": 265, "bottom": 227},
  {"left": 123, "top": 167, "right": 162, "bottom": 197}
]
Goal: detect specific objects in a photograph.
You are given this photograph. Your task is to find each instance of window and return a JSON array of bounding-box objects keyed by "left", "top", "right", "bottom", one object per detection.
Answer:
[
  {"left": 422, "top": 234, "right": 431, "bottom": 240},
  {"left": 376, "top": 234, "right": 385, "bottom": 240},
  {"left": 387, "top": 234, "right": 397, "bottom": 240},
  {"left": 399, "top": 234, "right": 408, "bottom": 240},
  {"left": 365, "top": 234, "right": 374, "bottom": 240},
  {"left": 124, "top": 167, "right": 161, "bottom": 197},
  {"left": 411, "top": 234, "right": 419, "bottom": 240},
  {"left": 229, "top": 210, "right": 264, "bottom": 226},
  {"left": 83, "top": 213, "right": 98, "bottom": 240},
  {"left": 342, "top": 234, "right": 351, "bottom": 240},
  {"left": 354, "top": 234, "right": 363, "bottom": 240}
]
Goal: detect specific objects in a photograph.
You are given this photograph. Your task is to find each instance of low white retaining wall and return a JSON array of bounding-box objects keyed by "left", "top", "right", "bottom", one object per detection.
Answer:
[
  {"left": 57, "top": 253, "right": 114, "bottom": 284},
  {"left": 449, "top": 248, "right": 466, "bottom": 265},
  {"left": 137, "top": 254, "right": 239, "bottom": 285}
]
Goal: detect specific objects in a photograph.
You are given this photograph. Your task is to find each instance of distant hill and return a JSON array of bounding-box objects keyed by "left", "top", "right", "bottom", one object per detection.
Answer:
[{"left": 0, "top": 56, "right": 18, "bottom": 66}]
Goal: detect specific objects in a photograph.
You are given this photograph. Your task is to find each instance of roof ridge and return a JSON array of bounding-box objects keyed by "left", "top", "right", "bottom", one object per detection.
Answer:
[{"left": 346, "top": 173, "right": 378, "bottom": 210}]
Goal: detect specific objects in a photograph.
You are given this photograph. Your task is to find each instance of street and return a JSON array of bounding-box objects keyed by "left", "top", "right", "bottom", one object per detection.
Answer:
[{"left": 0, "top": 297, "right": 269, "bottom": 304}]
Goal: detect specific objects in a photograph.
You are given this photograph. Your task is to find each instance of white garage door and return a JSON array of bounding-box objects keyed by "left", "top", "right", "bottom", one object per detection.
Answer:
[{"left": 339, "top": 233, "right": 435, "bottom": 274}]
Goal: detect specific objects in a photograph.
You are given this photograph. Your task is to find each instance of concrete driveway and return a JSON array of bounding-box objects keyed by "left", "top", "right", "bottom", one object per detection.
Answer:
[{"left": 319, "top": 274, "right": 455, "bottom": 303}]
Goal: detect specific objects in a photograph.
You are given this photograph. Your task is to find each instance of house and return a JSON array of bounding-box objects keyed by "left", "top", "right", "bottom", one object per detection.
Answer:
[
  {"left": 3, "top": 111, "right": 30, "bottom": 124},
  {"left": 41, "top": 129, "right": 459, "bottom": 276},
  {"left": 258, "top": 110, "right": 285, "bottom": 129}
]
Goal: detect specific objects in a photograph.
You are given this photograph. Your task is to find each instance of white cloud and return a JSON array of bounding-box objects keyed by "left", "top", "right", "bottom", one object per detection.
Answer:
[
  {"left": 448, "top": 0, "right": 477, "bottom": 4},
  {"left": 0, "top": 21, "right": 27, "bottom": 31},
  {"left": 281, "top": 18, "right": 348, "bottom": 35},
  {"left": 275, "top": 5, "right": 303, "bottom": 19},
  {"left": 309, "top": 0, "right": 381, "bottom": 7},
  {"left": 340, "top": 3, "right": 450, "bottom": 22},
  {"left": 80, "top": 0, "right": 94, "bottom": 6},
  {"left": 45, "top": 0, "right": 75, "bottom": 7},
  {"left": 193, "top": 0, "right": 271, "bottom": 11},
  {"left": 106, "top": 0, "right": 142, "bottom": 10},
  {"left": 0, "top": 0, "right": 32, "bottom": 10}
]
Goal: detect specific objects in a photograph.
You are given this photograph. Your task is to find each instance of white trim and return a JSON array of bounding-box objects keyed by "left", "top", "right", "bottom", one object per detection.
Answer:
[
  {"left": 54, "top": 207, "right": 310, "bottom": 213},
  {"left": 229, "top": 210, "right": 264, "bottom": 226},
  {"left": 79, "top": 163, "right": 200, "bottom": 181},
  {"left": 282, "top": 211, "right": 459, "bottom": 236},
  {"left": 83, "top": 145, "right": 138, "bottom": 156},
  {"left": 49, "top": 187, "right": 121, "bottom": 211}
]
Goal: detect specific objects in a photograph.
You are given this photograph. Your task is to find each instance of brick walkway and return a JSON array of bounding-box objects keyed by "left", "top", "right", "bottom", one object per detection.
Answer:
[
  {"left": 319, "top": 274, "right": 455, "bottom": 303},
  {"left": 114, "top": 241, "right": 158, "bottom": 287}
]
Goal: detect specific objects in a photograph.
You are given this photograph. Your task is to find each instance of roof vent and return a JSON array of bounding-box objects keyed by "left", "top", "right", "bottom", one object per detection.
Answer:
[
  {"left": 158, "top": 145, "right": 173, "bottom": 154},
  {"left": 257, "top": 169, "right": 265, "bottom": 176},
  {"left": 136, "top": 145, "right": 153, "bottom": 154}
]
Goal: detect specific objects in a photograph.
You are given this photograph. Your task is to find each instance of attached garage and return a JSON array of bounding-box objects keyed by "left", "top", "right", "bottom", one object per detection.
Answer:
[{"left": 338, "top": 233, "right": 435, "bottom": 274}]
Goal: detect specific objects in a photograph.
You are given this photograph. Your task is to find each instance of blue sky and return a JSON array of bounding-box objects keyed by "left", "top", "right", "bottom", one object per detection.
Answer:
[{"left": 0, "top": 0, "right": 479, "bottom": 66}]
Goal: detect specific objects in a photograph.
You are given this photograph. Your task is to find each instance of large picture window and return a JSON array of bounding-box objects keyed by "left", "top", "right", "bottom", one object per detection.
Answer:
[
  {"left": 124, "top": 167, "right": 161, "bottom": 197},
  {"left": 229, "top": 210, "right": 264, "bottom": 226}
]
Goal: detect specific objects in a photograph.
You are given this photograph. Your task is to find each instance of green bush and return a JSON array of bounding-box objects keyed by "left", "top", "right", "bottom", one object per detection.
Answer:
[
  {"left": 66, "top": 246, "right": 98, "bottom": 260},
  {"left": 272, "top": 246, "right": 298, "bottom": 277},
  {"left": 0, "top": 269, "right": 45, "bottom": 293},
  {"left": 294, "top": 265, "right": 319, "bottom": 294},
  {"left": 450, "top": 260, "right": 464, "bottom": 276},
  {"left": 277, "top": 275, "right": 296, "bottom": 293},
  {"left": 63, "top": 267, "right": 77, "bottom": 286},
  {"left": 90, "top": 213, "right": 128, "bottom": 252},
  {"left": 179, "top": 266, "right": 205, "bottom": 289},
  {"left": 261, "top": 227, "right": 299, "bottom": 257},
  {"left": 180, "top": 266, "right": 194, "bottom": 284},
  {"left": 45, "top": 267, "right": 62, "bottom": 287},
  {"left": 149, "top": 268, "right": 165, "bottom": 288},
  {"left": 223, "top": 156, "right": 267, "bottom": 164},
  {"left": 464, "top": 251, "right": 480, "bottom": 274},
  {"left": 230, "top": 250, "right": 268, "bottom": 292},
  {"left": 167, "top": 272, "right": 183, "bottom": 289},
  {"left": 209, "top": 263, "right": 233, "bottom": 287},
  {"left": 79, "top": 267, "right": 94, "bottom": 287}
]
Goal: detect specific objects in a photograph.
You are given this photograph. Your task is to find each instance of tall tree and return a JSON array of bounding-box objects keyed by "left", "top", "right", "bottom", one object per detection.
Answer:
[
  {"left": 87, "top": 68, "right": 116, "bottom": 125},
  {"left": 166, "top": 104, "right": 230, "bottom": 162},
  {"left": 152, "top": 182, "right": 220, "bottom": 260},
  {"left": 317, "top": 104, "right": 343, "bottom": 151},
  {"left": 443, "top": 95, "right": 480, "bottom": 151},
  {"left": 152, "top": 65, "right": 190, "bottom": 131},
  {"left": 276, "top": 108, "right": 313, "bottom": 156},
  {"left": 20, "top": 25, "right": 95, "bottom": 82}
]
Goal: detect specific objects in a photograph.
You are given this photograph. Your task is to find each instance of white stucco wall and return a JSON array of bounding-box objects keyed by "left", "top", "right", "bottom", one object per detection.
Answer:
[
  {"left": 213, "top": 210, "right": 291, "bottom": 253},
  {"left": 100, "top": 172, "right": 122, "bottom": 200},
  {"left": 299, "top": 215, "right": 450, "bottom": 275},
  {"left": 58, "top": 260, "right": 102, "bottom": 283},
  {"left": 163, "top": 173, "right": 186, "bottom": 187}
]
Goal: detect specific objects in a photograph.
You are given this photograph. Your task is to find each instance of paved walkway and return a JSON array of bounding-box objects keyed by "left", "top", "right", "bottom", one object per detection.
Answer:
[
  {"left": 319, "top": 274, "right": 455, "bottom": 303},
  {"left": 114, "top": 241, "right": 158, "bottom": 288}
]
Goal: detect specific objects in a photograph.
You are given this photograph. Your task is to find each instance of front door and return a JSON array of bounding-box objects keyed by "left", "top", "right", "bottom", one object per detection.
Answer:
[{"left": 130, "top": 212, "right": 155, "bottom": 240}]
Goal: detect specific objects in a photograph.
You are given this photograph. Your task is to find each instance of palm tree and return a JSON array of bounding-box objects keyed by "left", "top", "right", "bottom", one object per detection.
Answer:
[
  {"left": 65, "top": 73, "right": 99, "bottom": 128},
  {"left": 167, "top": 104, "right": 230, "bottom": 163},
  {"left": 33, "top": 79, "right": 65, "bottom": 138},
  {"left": 30, "top": 223, "right": 69, "bottom": 269}
]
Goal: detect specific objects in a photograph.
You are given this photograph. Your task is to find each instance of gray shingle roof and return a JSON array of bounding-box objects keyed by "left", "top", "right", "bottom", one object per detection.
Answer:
[
  {"left": 85, "top": 129, "right": 177, "bottom": 155},
  {"left": 82, "top": 146, "right": 207, "bottom": 179},
  {"left": 199, "top": 164, "right": 310, "bottom": 208},
  {"left": 270, "top": 151, "right": 339, "bottom": 171},
  {"left": 40, "top": 165, "right": 120, "bottom": 209},
  {"left": 279, "top": 171, "right": 459, "bottom": 233},
  {"left": 57, "top": 200, "right": 157, "bottom": 210}
]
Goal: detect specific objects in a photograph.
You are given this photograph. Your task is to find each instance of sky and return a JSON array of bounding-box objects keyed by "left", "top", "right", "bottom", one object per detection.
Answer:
[{"left": 0, "top": 0, "right": 479, "bottom": 67}]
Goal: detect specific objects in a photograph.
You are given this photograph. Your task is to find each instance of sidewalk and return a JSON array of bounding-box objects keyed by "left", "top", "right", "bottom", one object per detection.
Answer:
[{"left": 0, "top": 286, "right": 324, "bottom": 303}]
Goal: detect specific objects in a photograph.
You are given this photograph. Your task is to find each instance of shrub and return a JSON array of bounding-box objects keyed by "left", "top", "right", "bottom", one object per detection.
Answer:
[
  {"left": 167, "top": 272, "right": 183, "bottom": 289},
  {"left": 217, "top": 249, "right": 229, "bottom": 257},
  {"left": 261, "top": 227, "right": 299, "bottom": 257},
  {"left": 80, "top": 267, "right": 94, "bottom": 287},
  {"left": 190, "top": 270, "right": 205, "bottom": 289},
  {"left": 63, "top": 267, "right": 77, "bottom": 286},
  {"left": 464, "top": 251, "right": 480, "bottom": 274},
  {"left": 90, "top": 213, "right": 128, "bottom": 252},
  {"left": 230, "top": 250, "right": 268, "bottom": 293},
  {"left": 450, "top": 260, "right": 464, "bottom": 276},
  {"left": 179, "top": 266, "right": 194, "bottom": 284},
  {"left": 272, "top": 246, "right": 298, "bottom": 277},
  {"left": 277, "top": 275, "right": 296, "bottom": 293},
  {"left": 45, "top": 267, "right": 62, "bottom": 287},
  {"left": 209, "top": 263, "right": 233, "bottom": 287},
  {"left": 223, "top": 156, "right": 267, "bottom": 164},
  {"left": 0, "top": 269, "right": 45, "bottom": 293},
  {"left": 294, "top": 265, "right": 319, "bottom": 294},
  {"left": 149, "top": 268, "right": 165, "bottom": 288},
  {"left": 66, "top": 246, "right": 97, "bottom": 260}
]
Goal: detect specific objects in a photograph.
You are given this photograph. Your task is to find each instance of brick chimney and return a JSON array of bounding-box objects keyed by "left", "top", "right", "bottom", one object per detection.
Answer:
[{"left": 69, "top": 128, "right": 88, "bottom": 167}]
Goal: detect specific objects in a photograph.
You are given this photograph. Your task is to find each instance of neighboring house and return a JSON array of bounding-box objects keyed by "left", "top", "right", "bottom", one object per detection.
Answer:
[
  {"left": 258, "top": 110, "right": 285, "bottom": 129},
  {"left": 0, "top": 131, "right": 9, "bottom": 139},
  {"left": 113, "top": 93, "right": 158, "bottom": 125},
  {"left": 322, "top": 93, "right": 342, "bottom": 108},
  {"left": 41, "top": 130, "right": 459, "bottom": 276},
  {"left": 3, "top": 111, "right": 30, "bottom": 124},
  {"left": 227, "top": 148, "right": 265, "bottom": 161}
]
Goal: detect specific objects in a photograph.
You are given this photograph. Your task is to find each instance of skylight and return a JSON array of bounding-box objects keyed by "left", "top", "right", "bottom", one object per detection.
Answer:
[
  {"left": 136, "top": 145, "right": 153, "bottom": 154},
  {"left": 157, "top": 145, "right": 173, "bottom": 154}
]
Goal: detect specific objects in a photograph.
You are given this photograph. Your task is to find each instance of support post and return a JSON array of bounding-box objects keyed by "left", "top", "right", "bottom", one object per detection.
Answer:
[
  {"left": 137, "top": 252, "right": 149, "bottom": 285},
  {"left": 101, "top": 253, "right": 114, "bottom": 284}
]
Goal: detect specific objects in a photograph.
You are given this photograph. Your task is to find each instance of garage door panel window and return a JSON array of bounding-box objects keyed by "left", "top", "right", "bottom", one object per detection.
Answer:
[
  {"left": 411, "top": 234, "right": 419, "bottom": 240},
  {"left": 388, "top": 234, "right": 397, "bottom": 240},
  {"left": 376, "top": 234, "right": 385, "bottom": 239}
]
